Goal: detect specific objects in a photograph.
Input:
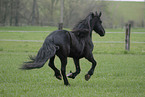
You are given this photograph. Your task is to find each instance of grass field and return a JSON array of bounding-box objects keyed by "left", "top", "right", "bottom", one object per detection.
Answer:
[{"left": 0, "top": 26, "right": 145, "bottom": 97}]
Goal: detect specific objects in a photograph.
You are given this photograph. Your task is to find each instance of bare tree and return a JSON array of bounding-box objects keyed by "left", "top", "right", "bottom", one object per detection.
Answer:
[
  {"left": 0, "top": 0, "right": 9, "bottom": 26},
  {"left": 49, "top": 0, "right": 59, "bottom": 26},
  {"left": 29, "top": 0, "right": 39, "bottom": 25},
  {"left": 0, "top": 0, "right": 143, "bottom": 28},
  {"left": 15, "top": 0, "right": 20, "bottom": 26}
]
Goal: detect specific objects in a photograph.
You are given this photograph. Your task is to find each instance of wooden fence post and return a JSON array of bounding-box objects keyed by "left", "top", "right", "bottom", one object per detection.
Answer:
[
  {"left": 58, "top": 23, "right": 63, "bottom": 30},
  {"left": 125, "top": 23, "right": 131, "bottom": 51}
]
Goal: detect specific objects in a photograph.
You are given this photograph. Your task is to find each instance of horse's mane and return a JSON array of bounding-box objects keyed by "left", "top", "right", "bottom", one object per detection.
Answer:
[
  {"left": 71, "top": 29, "right": 89, "bottom": 38},
  {"left": 73, "top": 13, "right": 91, "bottom": 30}
]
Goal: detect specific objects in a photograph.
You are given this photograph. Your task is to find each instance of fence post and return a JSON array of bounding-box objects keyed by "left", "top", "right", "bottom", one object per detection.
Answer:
[
  {"left": 58, "top": 23, "right": 63, "bottom": 30},
  {"left": 125, "top": 23, "right": 131, "bottom": 51}
]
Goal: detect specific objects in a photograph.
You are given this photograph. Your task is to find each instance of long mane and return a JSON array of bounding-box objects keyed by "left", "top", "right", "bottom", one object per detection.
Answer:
[
  {"left": 73, "top": 13, "right": 92, "bottom": 30},
  {"left": 71, "top": 29, "right": 89, "bottom": 38}
]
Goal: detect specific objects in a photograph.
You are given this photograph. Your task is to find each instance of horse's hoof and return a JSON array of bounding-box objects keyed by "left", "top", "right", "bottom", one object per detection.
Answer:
[
  {"left": 64, "top": 83, "right": 71, "bottom": 86},
  {"left": 67, "top": 72, "right": 73, "bottom": 77},
  {"left": 85, "top": 74, "right": 91, "bottom": 81},
  {"left": 56, "top": 75, "right": 62, "bottom": 80},
  {"left": 67, "top": 71, "right": 75, "bottom": 79},
  {"left": 67, "top": 74, "right": 75, "bottom": 79}
]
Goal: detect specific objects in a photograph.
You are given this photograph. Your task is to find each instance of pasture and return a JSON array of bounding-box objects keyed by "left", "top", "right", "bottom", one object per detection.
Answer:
[{"left": 0, "top": 27, "right": 145, "bottom": 97}]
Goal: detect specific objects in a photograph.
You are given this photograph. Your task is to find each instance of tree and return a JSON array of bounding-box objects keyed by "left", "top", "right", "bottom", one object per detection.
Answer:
[
  {"left": 31, "top": 0, "right": 39, "bottom": 25},
  {"left": 49, "top": 0, "right": 59, "bottom": 26},
  {"left": 15, "top": 0, "right": 20, "bottom": 26},
  {"left": 0, "top": 0, "right": 9, "bottom": 26}
]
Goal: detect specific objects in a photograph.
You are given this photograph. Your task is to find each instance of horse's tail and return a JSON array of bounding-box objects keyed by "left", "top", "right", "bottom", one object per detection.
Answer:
[{"left": 21, "top": 41, "right": 59, "bottom": 70}]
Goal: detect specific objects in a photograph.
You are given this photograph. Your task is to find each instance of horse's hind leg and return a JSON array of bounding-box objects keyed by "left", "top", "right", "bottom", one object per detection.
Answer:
[
  {"left": 48, "top": 56, "right": 62, "bottom": 80},
  {"left": 60, "top": 57, "right": 70, "bottom": 86},
  {"left": 85, "top": 54, "right": 97, "bottom": 81},
  {"left": 67, "top": 58, "right": 81, "bottom": 79}
]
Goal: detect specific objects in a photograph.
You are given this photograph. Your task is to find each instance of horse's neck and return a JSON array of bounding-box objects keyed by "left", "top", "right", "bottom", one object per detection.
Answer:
[
  {"left": 81, "top": 26, "right": 93, "bottom": 40},
  {"left": 87, "top": 21, "right": 93, "bottom": 39},
  {"left": 89, "top": 29, "right": 93, "bottom": 40},
  {"left": 73, "top": 21, "right": 93, "bottom": 39}
]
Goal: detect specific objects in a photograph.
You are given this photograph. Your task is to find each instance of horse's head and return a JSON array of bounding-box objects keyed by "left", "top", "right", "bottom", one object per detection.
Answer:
[{"left": 88, "top": 11, "right": 105, "bottom": 37}]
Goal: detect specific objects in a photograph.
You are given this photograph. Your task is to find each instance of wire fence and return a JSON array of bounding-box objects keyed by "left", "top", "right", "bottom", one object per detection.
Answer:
[{"left": 0, "top": 31, "right": 145, "bottom": 44}]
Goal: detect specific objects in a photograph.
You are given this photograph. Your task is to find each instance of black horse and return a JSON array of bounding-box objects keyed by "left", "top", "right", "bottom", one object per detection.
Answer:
[{"left": 21, "top": 11, "right": 105, "bottom": 86}]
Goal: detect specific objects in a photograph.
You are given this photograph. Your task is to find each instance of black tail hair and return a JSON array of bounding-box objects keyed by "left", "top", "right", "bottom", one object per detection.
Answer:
[{"left": 20, "top": 41, "right": 58, "bottom": 70}]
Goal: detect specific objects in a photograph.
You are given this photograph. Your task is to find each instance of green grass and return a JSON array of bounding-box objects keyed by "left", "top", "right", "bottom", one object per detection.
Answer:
[
  {"left": 0, "top": 26, "right": 145, "bottom": 97},
  {"left": 0, "top": 53, "right": 144, "bottom": 97}
]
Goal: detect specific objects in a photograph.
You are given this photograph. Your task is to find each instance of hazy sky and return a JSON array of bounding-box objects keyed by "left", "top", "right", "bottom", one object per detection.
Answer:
[
  {"left": 97, "top": 0, "right": 145, "bottom": 1},
  {"left": 113, "top": 0, "right": 144, "bottom": 1}
]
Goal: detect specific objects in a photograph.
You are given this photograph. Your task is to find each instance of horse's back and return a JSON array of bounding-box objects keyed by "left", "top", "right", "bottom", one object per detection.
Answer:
[{"left": 45, "top": 30, "right": 69, "bottom": 43}]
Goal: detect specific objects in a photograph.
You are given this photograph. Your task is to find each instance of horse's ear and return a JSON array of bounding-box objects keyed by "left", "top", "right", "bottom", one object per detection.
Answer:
[
  {"left": 95, "top": 11, "right": 102, "bottom": 17},
  {"left": 99, "top": 12, "right": 102, "bottom": 17},
  {"left": 95, "top": 11, "right": 98, "bottom": 16}
]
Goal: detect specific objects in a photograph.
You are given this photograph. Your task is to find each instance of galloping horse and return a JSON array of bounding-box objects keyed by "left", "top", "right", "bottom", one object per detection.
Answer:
[{"left": 21, "top": 11, "right": 105, "bottom": 86}]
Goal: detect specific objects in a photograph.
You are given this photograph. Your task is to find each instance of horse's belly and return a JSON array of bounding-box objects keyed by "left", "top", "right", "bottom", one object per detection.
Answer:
[{"left": 68, "top": 51, "right": 84, "bottom": 58}]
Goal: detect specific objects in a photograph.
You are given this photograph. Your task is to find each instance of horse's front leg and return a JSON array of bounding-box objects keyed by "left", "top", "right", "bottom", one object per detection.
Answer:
[
  {"left": 60, "top": 57, "right": 70, "bottom": 86},
  {"left": 67, "top": 58, "right": 81, "bottom": 79},
  {"left": 85, "top": 54, "right": 97, "bottom": 81}
]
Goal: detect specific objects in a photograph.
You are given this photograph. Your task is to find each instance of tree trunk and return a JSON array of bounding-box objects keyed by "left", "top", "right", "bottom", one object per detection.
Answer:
[
  {"left": 31, "top": 0, "right": 36, "bottom": 25},
  {"left": 3, "top": 0, "right": 8, "bottom": 26},
  {"left": 10, "top": 0, "right": 13, "bottom": 26},
  {"left": 15, "top": 0, "right": 20, "bottom": 26}
]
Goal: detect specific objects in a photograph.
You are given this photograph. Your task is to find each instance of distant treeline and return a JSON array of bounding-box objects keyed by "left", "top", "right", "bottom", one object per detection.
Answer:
[{"left": 0, "top": 0, "right": 144, "bottom": 28}]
